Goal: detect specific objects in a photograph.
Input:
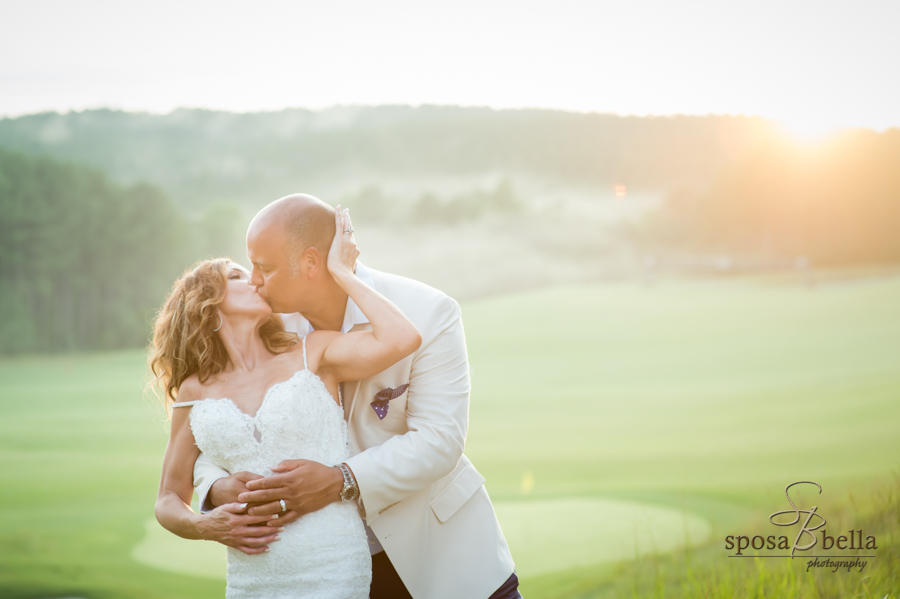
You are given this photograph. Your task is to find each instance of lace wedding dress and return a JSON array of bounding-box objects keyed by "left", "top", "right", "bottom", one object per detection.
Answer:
[{"left": 172, "top": 337, "right": 371, "bottom": 598}]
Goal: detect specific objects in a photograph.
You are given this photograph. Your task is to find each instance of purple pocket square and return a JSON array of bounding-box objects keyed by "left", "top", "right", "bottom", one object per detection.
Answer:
[{"left": 371, "top": 384, "right": 409, "bottom": 420}]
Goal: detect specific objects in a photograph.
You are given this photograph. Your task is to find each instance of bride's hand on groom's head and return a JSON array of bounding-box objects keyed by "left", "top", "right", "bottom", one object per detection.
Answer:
[{"left": 326, "top": 205, "right": 360, "bottom": 279}]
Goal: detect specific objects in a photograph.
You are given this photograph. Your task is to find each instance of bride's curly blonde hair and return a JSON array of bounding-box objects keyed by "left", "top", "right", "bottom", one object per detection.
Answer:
[{"left": 148, "top": 258, "right": 298, "bottom": 406}]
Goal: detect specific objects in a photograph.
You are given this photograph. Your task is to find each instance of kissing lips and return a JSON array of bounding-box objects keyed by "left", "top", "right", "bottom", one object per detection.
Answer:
[{"left": 253, "top": 288, "right": 273, "bottom": 307}]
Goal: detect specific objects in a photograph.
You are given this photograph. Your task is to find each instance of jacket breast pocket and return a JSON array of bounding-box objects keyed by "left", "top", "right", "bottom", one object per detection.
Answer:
[{"left": 429, "top": 463, "right": 486, "bottom": 523}]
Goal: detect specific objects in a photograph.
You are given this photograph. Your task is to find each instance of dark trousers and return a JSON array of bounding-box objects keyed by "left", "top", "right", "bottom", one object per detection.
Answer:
[{"left": 370, "top": 551, "right": 522, "bottom": 599}]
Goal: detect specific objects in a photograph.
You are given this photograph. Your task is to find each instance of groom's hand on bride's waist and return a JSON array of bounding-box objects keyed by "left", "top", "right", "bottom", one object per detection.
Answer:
[{"left": 239, "top": 459, "right": 344, "bottom": 526}]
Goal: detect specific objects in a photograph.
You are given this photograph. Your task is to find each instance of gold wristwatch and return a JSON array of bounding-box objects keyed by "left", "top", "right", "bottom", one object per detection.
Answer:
[{"left": 337, "top": 463, "right": 359, "bottom": 503}]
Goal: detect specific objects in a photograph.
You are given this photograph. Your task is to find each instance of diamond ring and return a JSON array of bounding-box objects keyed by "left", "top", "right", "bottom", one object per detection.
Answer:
[{"left": 279, "top": 499, "right": 287, "bottom": 512}]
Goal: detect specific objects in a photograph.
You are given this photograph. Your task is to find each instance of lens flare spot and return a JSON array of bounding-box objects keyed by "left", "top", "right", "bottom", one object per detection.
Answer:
[{"left": 521, "top": 471, "right": 535, "bottom": 494}]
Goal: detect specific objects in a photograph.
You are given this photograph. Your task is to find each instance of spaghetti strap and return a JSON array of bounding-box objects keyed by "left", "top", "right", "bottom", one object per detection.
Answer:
[
  {"left": 171, "top": 400, "right": 201, "bottom": 408},
  {"left": 302, "top": 335, "right": 308, "bottom": 370}
]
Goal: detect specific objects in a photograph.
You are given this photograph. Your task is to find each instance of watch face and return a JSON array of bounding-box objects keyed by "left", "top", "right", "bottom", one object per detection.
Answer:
[{"left": 341, "top": 485, "right": 358, "bottom": 501}]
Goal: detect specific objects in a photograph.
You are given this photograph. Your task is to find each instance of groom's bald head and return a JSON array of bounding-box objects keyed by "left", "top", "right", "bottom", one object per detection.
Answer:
[{"left": 248, "top": 194, "right": 336, "bottom": 277}]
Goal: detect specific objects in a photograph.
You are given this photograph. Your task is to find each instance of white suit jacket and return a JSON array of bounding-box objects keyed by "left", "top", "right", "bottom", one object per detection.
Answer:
[{"left": 193, "top": 264, "right": 515, "bottom": 599}]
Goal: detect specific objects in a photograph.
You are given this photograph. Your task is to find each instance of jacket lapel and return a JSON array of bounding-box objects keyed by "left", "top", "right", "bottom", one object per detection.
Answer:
[{"left": 344, "top": 321, "right": 372, "bottom": 423}]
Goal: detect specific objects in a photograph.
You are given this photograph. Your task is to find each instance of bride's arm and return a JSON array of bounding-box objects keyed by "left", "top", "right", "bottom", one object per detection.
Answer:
[
  {"left": 154, "top": 406, "right": 206, "bottom": 538},
  {"left": 313, "top": 207, "right": 422, "bottom": 381},
  {"left": 154, "top": 384, "right": 280, "bottom": 555}
]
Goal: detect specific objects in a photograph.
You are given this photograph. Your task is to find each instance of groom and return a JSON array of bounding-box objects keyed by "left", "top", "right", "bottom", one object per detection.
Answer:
[{"left": 193, "top": 194, "right": 519, "bottom": 599}]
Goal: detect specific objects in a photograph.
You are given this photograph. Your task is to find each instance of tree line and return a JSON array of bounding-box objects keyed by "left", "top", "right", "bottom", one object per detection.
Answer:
[
  {"left": 341, "top": 178, "right": 522, "bottom": 225},
  {"left": 0, "top": 148, "right": 246, "bottom": 355},
  {"left": 0, "top": 138, "right": 525, "bottom": 355},
  {"left": 1, "top": 107, "right": 898, "bottom": 354},
  {"left": 0, "top": 107, "right": 777, "bottom": 210}
]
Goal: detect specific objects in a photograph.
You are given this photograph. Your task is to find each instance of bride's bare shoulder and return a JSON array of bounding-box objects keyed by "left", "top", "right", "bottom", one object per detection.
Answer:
[{"left": 175, "top": 373, "right": 203, "bottom": 402}]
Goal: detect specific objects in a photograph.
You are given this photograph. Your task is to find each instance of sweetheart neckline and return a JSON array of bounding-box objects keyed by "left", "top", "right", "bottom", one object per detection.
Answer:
[{"left": 199, "top": 369, "right": 313, "bottom": 420}]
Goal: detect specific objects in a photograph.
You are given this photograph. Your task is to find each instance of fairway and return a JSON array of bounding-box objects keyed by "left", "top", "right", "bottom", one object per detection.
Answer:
[
  {"left": 132, "top": 497, "right": 711, "bottom": 580},
  {"left": 463, "top": 275, "right": 900, "bottom": 507},
  {"left": 2, "top": 273, "right": 899, "bottom": 598}
]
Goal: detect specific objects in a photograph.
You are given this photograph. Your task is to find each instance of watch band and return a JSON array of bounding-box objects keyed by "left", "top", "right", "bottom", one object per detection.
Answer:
[{"left": 337, "top": 463, "right": 359, "bottom": 502}]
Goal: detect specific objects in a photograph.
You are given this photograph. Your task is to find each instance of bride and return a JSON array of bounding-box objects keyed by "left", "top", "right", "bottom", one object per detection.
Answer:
[{"left": 150, "top": 207, "right": 421, "bottom": 598}]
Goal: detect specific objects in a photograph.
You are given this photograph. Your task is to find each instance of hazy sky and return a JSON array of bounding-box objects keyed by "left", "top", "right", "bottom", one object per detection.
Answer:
[{"left": 2, "top": 0, "right": 898, "bottom": 135}]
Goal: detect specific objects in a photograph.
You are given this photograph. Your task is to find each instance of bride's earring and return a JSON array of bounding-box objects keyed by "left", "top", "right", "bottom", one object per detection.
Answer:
[{"left": 213, "top": 313, "right": 223, "bottom": 332}]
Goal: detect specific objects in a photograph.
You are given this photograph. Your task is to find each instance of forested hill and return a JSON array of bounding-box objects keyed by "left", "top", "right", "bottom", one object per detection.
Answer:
[
  {"left": 1, "top": 107, "right": 899, "bottom": 356},
  {"left": 0, "top": 106, "right": 778, "bottom": 210},
  {"left": 0, "top": 148, "right": 191, "bottom": 353}
]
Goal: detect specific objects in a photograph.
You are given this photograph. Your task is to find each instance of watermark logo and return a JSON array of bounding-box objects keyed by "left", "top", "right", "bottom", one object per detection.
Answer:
[{"left": 724, "top": 481, "right": 877, "bottom": 573}]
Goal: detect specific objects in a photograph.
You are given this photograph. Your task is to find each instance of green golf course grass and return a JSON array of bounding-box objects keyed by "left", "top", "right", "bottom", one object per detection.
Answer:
[{"left": 2, "top": 272, "right": 899, "bottom": 598}]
